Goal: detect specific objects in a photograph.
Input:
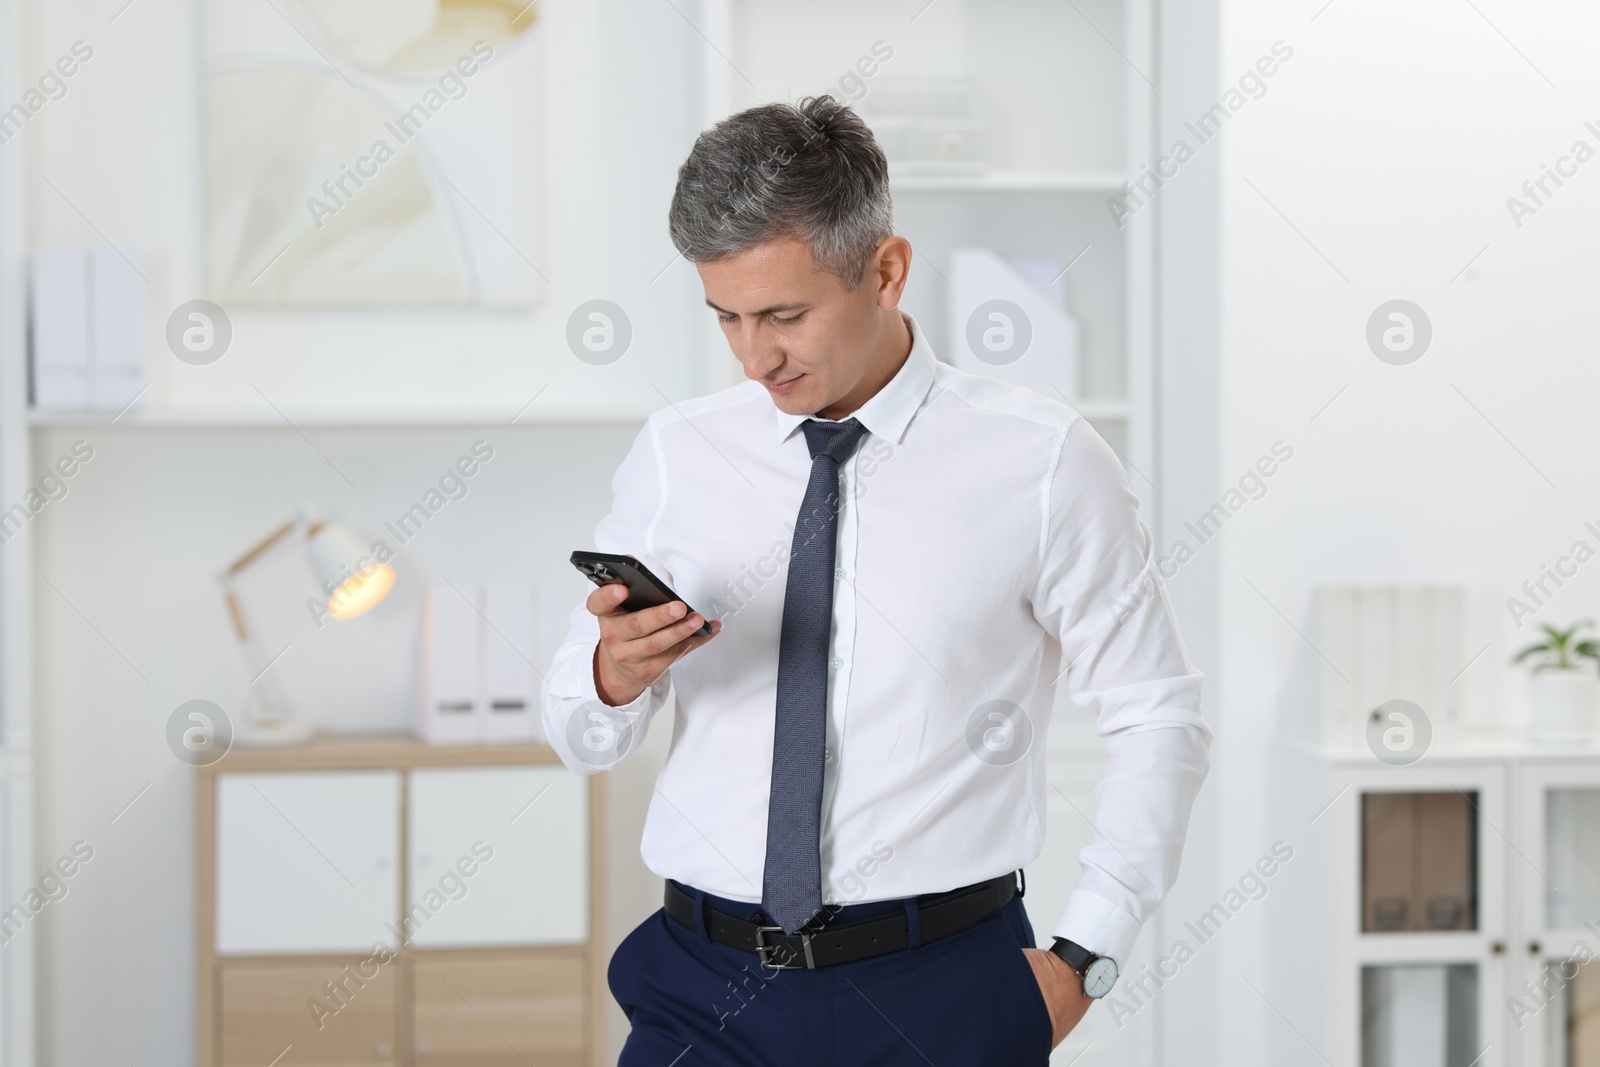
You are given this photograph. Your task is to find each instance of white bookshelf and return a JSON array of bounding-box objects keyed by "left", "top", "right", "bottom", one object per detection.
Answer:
[
  {"left": 705, "top": 2, "right": 1156, "bottom": 1065},
  {"left": 706, "top": 0, "right": 1154, "bottom": 493}
]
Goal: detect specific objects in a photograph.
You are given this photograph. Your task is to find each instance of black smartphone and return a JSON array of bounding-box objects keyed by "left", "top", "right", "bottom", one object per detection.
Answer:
[{"left": 570, "top": 550, "right": 712, "bottom": 637}]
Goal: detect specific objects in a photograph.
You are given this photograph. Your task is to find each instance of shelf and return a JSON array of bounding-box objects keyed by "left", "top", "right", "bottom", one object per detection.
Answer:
[
  {"left": 1283, "top": 731, "right": 1600, "bottom": 764},
  {"left": 1354, "top": 932, "right": 1488, "bottom": 964},
  {"left": 26, "top": 404, "right": 659, "bottom": 428},
  {"left": 197, "top": 732, "right": 563, "bottom": 774},
  {"left": 891, "top": 170, "right": 1127, "bottom": 193},
  {"left": 28, "top": 398, "right": 1129, "bottom": 428}
]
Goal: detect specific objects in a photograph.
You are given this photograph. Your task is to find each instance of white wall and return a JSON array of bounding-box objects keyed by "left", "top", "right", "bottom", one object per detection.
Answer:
[{"left": 1215, "top": 2, "right": 1600, "bottom": 1063}]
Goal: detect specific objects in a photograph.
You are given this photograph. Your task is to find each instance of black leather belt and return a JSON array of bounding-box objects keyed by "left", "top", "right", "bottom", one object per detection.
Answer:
[{"left": 664, "top": 872, "right": 1019, "bottom": 970}]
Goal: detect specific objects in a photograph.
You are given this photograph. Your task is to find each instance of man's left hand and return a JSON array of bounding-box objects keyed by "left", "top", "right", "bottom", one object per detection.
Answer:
[{"left": 1022, "top": 946, "right": 1094, "bottom": 1048}]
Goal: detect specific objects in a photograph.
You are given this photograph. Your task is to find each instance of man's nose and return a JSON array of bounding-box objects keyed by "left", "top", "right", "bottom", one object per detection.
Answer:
[{"left": 732, "top": 324, "right": 784, "bottom": 381}]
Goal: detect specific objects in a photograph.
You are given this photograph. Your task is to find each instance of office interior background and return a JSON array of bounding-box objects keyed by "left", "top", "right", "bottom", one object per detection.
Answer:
[{"left": 0, "top": 0, "right": 1597, "bottom": 1064}]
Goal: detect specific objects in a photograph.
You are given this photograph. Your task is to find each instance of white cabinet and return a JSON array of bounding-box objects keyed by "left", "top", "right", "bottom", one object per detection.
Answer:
[
  {"left": 406, "top": 766, "right": 588, "bottom": 947},
  {"left": 215, "top": 770, "right": 401, "bottom": 956},
  {"left": 199, "top": 740, "right": 607, "bottom": 1067},
  {"left": 1271, "top": 741, "right": 1600, "bottom": 1067},
  {"left": 1513, "top": 761, "right": 1600, "bottom": 1067},
  {"left": 214, "top": 765, "right": 590, "bottom": 955}
]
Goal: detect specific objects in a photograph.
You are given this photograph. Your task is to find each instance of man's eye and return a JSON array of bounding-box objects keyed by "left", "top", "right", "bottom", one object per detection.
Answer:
[
  {"left": 774, "top": 312, "right": 804, "bottom": 325},
  {"left": 717, "top": 312, "right": 737, "bottom": 323}
]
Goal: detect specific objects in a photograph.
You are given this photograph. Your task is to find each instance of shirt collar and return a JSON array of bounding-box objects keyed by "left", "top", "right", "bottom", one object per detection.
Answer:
[{"left": 771, "top": 313, "right": 937, "bottom": 447}]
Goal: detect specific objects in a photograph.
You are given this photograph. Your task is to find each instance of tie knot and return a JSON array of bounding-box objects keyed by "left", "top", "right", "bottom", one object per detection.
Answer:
[{"left": 801, "top": 417, "right": 868, "bottom": 464}]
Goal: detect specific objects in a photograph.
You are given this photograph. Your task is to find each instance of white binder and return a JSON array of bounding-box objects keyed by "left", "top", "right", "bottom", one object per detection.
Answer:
[
  {"left": 31, "top": 248, "right": 89, "bottom": 409},
  {"left": 946, "top": 248, "right": 1081, "bottom": 402},
  {"left": 418, "top": 583, "right": 540, "bottom": 745},
  {"left": 483, "top": 585, "right": 537, "bottom": 742},
  {"left": 89, "top": 247, "right": 146, "bottom": 409},
  {"left": 30, "top": 247, "right": 146, "bottom": 411},
  {"left": 419, "top": 584, "right": 483, "bottom": 744}
]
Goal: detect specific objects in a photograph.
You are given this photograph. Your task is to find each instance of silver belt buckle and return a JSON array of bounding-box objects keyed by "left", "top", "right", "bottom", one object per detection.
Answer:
[{"left": 754, "top": 925, "right": 815, "bottom": 970}]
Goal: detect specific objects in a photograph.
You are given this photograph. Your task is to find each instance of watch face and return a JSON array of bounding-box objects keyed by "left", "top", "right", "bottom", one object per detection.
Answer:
[{"left": 1082, "top": 956, "right": 1118, "bottom": 998}]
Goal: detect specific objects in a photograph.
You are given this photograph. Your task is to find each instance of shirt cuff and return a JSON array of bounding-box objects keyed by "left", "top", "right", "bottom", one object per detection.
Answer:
[
  {"left": 542, "top": 642, "right": 663, "bottom": 773},
  {"left": 1051, "top": 888, "right": 1143, "bottom": 965}
]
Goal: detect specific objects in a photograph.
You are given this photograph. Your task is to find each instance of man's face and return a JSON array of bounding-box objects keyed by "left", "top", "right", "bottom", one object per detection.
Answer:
[{"left": 697, "top": 236, "right": 890, "bottom": 418}]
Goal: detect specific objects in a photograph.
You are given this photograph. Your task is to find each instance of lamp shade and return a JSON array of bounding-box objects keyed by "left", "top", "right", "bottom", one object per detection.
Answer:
[{"left": 305, "top": 521, "right": 395, "bottom": 621}]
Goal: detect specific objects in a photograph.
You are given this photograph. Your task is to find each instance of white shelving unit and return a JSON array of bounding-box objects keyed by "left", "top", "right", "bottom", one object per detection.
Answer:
[
  {"left": 704, "top": 2, "right": 1157, "bottom": 1065},
  {"left": 707, "top": 0, "right": 1154, "bottom": 494}
]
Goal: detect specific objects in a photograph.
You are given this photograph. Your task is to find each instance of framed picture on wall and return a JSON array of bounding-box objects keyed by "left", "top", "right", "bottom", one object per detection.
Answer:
[{"left": 202, "top": 0, "right": 543, "bottom": 307}]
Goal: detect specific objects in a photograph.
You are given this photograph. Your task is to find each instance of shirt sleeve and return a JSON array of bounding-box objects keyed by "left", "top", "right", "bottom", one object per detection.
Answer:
[
  {"left": 540, "top": 417, "right": 675, "bottom": 776},
  {"left": 1029, "top": 417, "right": 1212, "bottom": 965}
]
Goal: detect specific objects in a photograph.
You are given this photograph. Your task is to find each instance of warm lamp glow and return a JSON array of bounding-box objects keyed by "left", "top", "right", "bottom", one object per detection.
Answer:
[{"left": 327, "top": 563, "right": 395, "bottom": 621}]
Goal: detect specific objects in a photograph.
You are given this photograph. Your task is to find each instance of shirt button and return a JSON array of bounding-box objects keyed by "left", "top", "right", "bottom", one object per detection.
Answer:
[
  {"left": 829, "top": 656, "right": 844, "bottom": 671},
  {"left": 834, "top": 566, "right": 845, "bottom": 581}
]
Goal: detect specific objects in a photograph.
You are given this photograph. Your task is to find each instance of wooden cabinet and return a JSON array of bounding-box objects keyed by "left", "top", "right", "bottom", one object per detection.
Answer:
[
  {"left": 218, "top": 959, "right": 400, "bottom": 1067},
  {"left": 411, "top": 951, "right": 588, "bottom": 1066},
  {"left": 197, "top": 735, "right": 606, "bottom": 1067}
]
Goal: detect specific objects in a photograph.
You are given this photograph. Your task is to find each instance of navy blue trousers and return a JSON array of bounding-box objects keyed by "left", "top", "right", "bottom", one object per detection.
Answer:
[{"left": 608, "top": 881, "right": 1054, "bottom": 1066}]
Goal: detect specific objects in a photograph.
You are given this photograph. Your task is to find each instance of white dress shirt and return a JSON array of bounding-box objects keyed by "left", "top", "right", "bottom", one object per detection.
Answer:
[{"left": 541, "top": 314, "right": 1210, "bottom": 964}]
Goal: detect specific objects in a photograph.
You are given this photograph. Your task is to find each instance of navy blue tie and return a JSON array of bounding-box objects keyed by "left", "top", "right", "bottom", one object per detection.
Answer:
[{"left": 762, "top": 417, "right": 869, "bottom": 934}]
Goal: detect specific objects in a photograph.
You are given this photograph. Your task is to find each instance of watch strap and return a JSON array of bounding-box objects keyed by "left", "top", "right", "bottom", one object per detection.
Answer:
[{"left": 1049, "top": 936, "right": 1093, "bottom": 973}]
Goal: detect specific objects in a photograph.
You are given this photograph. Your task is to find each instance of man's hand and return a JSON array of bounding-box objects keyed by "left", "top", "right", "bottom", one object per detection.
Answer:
[
  {"left": 1023, "top": 946, "right": 1094, "bottom": 1049},
  {"left": 589, "top": 583, "right": 721, "bottom": 706}
]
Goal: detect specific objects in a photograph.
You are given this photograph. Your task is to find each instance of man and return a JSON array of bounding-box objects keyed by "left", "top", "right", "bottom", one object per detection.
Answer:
[{"left": 542, "top": 96, "right": 1210, "bottom": 1065}]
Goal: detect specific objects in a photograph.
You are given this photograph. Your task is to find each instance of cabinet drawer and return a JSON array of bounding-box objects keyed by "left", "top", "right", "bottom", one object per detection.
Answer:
[
  {"left": 412, "top": 952, "right": 587, "bottom": 1066},
  {"left": 217, "top": 771, "right": 401, "bottom": 955},
  {"left": 407, "top": 767, "right": 587, "bottom": 947},
  {"left": 218, "top": 958, "right": 398, "bottom": 1066}
]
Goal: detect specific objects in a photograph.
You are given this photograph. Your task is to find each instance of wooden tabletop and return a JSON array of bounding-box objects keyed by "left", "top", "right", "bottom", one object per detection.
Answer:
[{"left": 196, "top": 731, "right": 564, "bottom": 774}]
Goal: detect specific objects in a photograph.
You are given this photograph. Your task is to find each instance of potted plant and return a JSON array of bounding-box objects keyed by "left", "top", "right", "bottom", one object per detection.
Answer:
[{"left": 1513, "top": 620, "right": 1600, "bottom": 744}]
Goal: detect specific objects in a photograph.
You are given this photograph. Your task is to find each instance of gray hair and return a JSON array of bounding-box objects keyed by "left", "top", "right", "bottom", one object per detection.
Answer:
[{"left": 668, "top": 95, "right": 894, "bottom": 289}]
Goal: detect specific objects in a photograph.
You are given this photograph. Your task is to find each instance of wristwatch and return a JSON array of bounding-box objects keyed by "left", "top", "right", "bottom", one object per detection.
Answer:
[{"left": 1049, "top": 938, "right": 1119, "bottom": 998}]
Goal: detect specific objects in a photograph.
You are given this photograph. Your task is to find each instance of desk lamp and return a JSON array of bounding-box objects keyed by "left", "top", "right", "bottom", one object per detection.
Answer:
[{"left": 218, "top": 510, "right": 396, "bottom": 745}]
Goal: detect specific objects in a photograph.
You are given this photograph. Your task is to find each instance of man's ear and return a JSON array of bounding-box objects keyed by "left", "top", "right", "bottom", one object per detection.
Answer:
[{"left": 869, "top": 235, "right": 912, "bottom": 309}]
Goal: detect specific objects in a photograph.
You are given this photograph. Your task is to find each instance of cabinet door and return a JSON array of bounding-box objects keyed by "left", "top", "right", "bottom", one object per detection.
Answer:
[
  {"left": 1512, "top": 761, "right": 1600, "bottom": 1067},
  {"left": 411, "top": 951, "right": 587, "bottom": 1066},
  {"left": 216, "top": 771, "right": 401, "bottom": 955},
  {"left": 1341, "top": 763, "right": 1505, "bottom": 1067},
  {"left": 406, "top": 766, "right": 587, "bottom": 947},
  {"left": 218, "top": 958, "right": 397, "bottom": 1066}
]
